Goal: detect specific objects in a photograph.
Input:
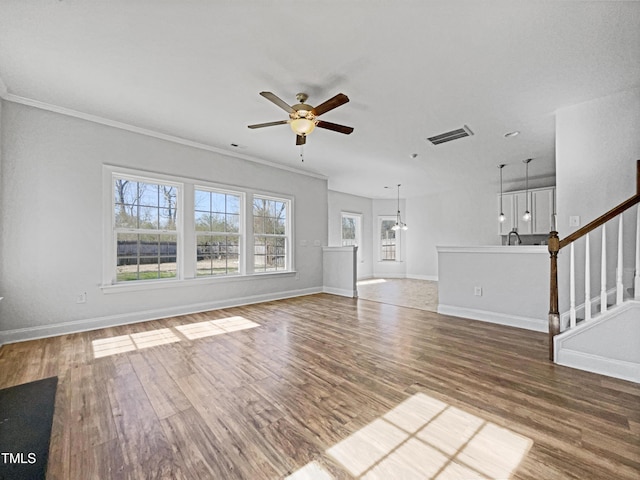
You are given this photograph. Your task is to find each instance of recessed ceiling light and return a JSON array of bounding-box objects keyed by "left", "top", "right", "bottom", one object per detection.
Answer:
[{"left": 504, "top": 131, "right": 520, "bottom": 138}]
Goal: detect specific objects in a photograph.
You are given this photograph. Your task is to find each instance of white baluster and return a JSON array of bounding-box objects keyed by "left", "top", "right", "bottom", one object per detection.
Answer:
[
  {"left": 636, "top": 205, "right": 640, "bottom": 300},
  {"left": 601, "top": 225, "right": 607, "bottom": 313},
  {"left": 616, "top": 215, "right": 624, "bottom": 305},
  {"left": 585, "top": 233, "right": 591, "bottom": 321},
  {"left": 569, "top": 243, "right": 576, "bottom": 328}
]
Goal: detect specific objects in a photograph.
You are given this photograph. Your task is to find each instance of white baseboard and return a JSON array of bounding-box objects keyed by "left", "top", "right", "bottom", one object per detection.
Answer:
[
  {"left": 406, "top": 274, "right": 438, "bottom": 281},
  {"left": 556, "top": 349, "right": 640, "bottom": 383},
  {"left": 437, "top": 304, "right": 547, "bottom": 332},
  {"left": 322, "top": 286, "right": 357, "bottom": 298},
  {"left": 373, "top": 273, "right": 406, "bottom": 279},
  {"left": 0, "top": 287, "right": 323, "bottom": 346}
]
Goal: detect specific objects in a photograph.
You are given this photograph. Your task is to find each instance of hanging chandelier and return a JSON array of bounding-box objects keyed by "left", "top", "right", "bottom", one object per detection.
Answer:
[{"left": 392, "top": 184, "right": 408, "bottom": 231}]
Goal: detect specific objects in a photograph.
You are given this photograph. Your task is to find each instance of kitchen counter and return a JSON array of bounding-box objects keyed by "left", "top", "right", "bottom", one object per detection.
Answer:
[{"left": 436, "top": 245, "right": 549, "bottom": 332}]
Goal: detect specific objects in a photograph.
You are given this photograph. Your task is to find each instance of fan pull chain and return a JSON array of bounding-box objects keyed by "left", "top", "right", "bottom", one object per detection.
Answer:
[{"left": 300, "top": 144, "right": 304, "bottom": 162}]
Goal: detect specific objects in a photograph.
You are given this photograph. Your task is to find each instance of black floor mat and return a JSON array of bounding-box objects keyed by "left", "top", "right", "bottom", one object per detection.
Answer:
[{"left": 0, "top": 377, "right": 58, "bottom": 480}]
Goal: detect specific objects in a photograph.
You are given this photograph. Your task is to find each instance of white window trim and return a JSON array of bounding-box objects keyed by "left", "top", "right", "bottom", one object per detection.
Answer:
[
  {"left": 102, "top": 165, "right": 295, "bottom": 292},
  {"left": 194, "top": 185, "right": 246, "bottom": 277},
  {"left": 251, "top": 193, "right": 293, "bottom": 274},
  {"left": 103, "top": 167, "right": 184, "bottom": 286}
]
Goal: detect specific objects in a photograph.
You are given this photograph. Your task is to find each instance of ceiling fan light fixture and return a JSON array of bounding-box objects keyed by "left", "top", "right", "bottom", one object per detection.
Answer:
[{"left": 289, "top": 117, "right": 317, "bottom": 136}]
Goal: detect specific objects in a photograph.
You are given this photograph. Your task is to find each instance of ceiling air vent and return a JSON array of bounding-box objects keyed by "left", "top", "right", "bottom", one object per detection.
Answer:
[{"left": 427, "top": 125, "right": 474, "bottom": 145}]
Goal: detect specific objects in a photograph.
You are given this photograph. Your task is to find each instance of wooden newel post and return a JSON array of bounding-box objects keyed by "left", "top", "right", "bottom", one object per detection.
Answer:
[{"left": 548, "top": 231, "right": 561, "bottom": 361}]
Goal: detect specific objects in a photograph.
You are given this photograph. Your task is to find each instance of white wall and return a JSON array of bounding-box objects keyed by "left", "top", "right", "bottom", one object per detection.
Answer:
[
  {"left": 0, "top": 102, "right": 328, "bottom": 342},
  {"left": 555, "top": 87, "right": 640, "bottom": 312},
  {"left": 437, "top": 247, "right": 549, "bottom": 332},
  {"left": 556, "top": 87, "right": 640, "bottom": 236},
  {"left": 405, "top": 187, "right": 499, "bottom": 280},
  {"left": 327, "top": 190, "right": 373, "bottom": 279}
]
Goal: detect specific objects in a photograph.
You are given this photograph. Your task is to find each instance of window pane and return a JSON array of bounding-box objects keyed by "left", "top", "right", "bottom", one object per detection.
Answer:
[
  {"left": 227, "top": 195, "right": 240, "bottom": 214},
  {"left": 254, "top": 216, "right": 265, "bottom": 234},
  {"left": 160, "top": 186, "right": 177, "bottom": 210},
  {"left": 226, "top": 214, "right": 239, "bottom": 233},
  {"left": 380, "top": 219, "right": 396, "bottom": 261},
  {"left": 115, "top": 203, "right": 138, "bottom": 229},
  {"left": 195, "top": 211, "right": 211, "bottom": 231},
  {"left": 342, "top": 217, "right": 356, "bottom": 240},
  {"left": 253, "top": 198, "right": 267, "bottom": 215},
  {"left": 116, "top": 233, "right": 177, "bottom": 281},
  {"left": 211, "top": 193, "right": 226, "bottom": 213},
  {"left": 211, "top": 213, "right": 225, "bottom": 232},
  {"left": 194, "top": 190, "right": 210, "bottom": 212},
  {"left": 138, "top": 183, "right": 159, "bottom": 207},
  {"left": 139, "top": 206, "right": 159, "bottom": 229},
  {"left": 196, "top": 234, "right": 240, "bottom": 276},
  {"left": 159, "top": 208, "right": 177, "bottom": 230}
]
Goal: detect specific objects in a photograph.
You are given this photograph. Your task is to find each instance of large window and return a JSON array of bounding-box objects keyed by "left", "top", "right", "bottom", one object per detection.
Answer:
[
  {"left": 106, "top": 167, "right": 293, "bottom": 286},
  {"left": 114, "top": 177, "right": 179, "bottom": 281},
  {"left": 380, "top": 217, "right": 397, "bottom": 261},
  {"left": 195, "top": 189, "right": 242, "bottom": 276},
  {"left": 253, "top": 196, "right": 289, "bottom": 272}
]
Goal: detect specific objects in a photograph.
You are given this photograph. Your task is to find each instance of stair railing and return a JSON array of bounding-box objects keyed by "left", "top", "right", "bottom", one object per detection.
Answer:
[{"left": 548, "top": 160, "right": 640, "bottom": 361}]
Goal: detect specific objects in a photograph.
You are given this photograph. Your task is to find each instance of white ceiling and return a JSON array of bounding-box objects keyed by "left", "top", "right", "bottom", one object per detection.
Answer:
[{"left": 1, "top": 1, "right": 639, "bottom": 199}]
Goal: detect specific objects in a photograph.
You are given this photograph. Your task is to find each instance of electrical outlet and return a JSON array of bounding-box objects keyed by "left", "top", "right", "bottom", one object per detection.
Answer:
[
  {"left": 76, "top": 292, "right": 87, "bottom": 304},
  {"left": 474, "top": 286, "right": 482, "bottom": 297}
]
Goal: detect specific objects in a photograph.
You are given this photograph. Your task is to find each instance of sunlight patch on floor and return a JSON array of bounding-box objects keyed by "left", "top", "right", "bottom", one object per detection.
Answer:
[
  {"left": 91, "top": 316, "right": 260, "bottom": 358},
  {"left": 290, "top": 392, "right": 532, "bottom": 479},
  {"left": 285, "top": 461, "right": 334, "bottom": 480},
  {"left": 357, "top": 279, "right": 387, "bottom": 286}
]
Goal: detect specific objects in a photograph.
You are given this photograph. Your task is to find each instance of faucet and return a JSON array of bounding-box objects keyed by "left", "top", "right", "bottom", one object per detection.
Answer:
[{"left": 507, "top": 228, "right": 522, "bottom": 246}]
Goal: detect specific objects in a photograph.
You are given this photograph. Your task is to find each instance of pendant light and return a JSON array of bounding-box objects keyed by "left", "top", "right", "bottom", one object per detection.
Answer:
[
  {"left": 522, "top": 158, "right": 532, "bottom": 222},
  {"left": 391, "top": 184, "right": 408, "bottom": 231},
  {"left": 498, "top": 164, "right": 506, "bottom": 222}
]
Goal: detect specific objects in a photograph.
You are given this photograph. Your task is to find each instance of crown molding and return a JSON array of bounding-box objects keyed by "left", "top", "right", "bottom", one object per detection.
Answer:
[{"left": 0, "top": 92, "right": 327, "bottom": 181}]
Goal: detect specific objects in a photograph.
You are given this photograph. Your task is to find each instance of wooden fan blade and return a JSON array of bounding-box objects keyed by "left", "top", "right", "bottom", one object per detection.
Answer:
[
  {"left": 248, "top": 120, "right": 288, "bottom": 129},
  {"left": 260, "top": 92, "right": 295, "bottom": 113},
  {"left": 312, "top": 93, "right": 349, "bottom": 116},
  {"left": 317, "top": 120, "right": 354, "bottom": 135},
  {"left": 296, "top": 134, "right": 306, "bottom": 145}
]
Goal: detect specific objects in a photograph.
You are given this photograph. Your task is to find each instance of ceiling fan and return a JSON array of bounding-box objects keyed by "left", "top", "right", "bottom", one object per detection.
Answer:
[{"left": 248, "top": 92, "right": 354, "bottom": 145}]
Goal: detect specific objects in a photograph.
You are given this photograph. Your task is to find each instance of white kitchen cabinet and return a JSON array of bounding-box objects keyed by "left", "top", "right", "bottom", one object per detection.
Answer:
[
  {"left": 532, "top": 187, "right": 555, "bottom": 234},
  {"left": 498, "top": 186, "right": 555, "bottom": 235}
]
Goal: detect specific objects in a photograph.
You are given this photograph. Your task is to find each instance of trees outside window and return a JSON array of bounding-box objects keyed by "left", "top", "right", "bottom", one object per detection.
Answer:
[
  {"left": 195, "top": 189, "right": 242, "bottom": 276},
  {"left": 107, "top": 168, "right": 293, "bottom": 286},
  {"left": 114, "top": 177, "right": 179, "bottom": 281}
]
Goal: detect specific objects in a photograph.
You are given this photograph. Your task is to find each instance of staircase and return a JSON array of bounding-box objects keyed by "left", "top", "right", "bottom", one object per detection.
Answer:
[{"left": 547, "top": 160, "right": 640, "bottom": 383}]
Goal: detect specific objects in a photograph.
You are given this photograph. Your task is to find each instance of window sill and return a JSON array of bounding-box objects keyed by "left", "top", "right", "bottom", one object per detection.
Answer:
[{"left": 101, "top": 270, "right": 297, "bottom": 295}]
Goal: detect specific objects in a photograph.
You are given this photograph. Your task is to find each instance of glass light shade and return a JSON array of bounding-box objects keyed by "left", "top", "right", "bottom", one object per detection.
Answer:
[
  {"left": 401, "top": 224, "right": 408, "bottom": 231},
  {"left": 499, "top": 212, "right": 505, "bottom": 222},
  {"left": 522, "top": 210, "right": 531, "bottom": 222},
  {"left": 391, "top": 223, "right": 400, "bottom": 231},
  {"left": 290, "top": 118, "right": 316, "bottom": 135}
]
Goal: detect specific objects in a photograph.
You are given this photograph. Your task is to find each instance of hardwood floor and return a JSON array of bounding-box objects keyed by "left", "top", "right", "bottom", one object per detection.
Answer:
[
  {"left": 0, "top": 294, "right": 638, "bottom": 479},
  {"left": 357, "top": 278, "right": 439, "bottom": 312}
]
